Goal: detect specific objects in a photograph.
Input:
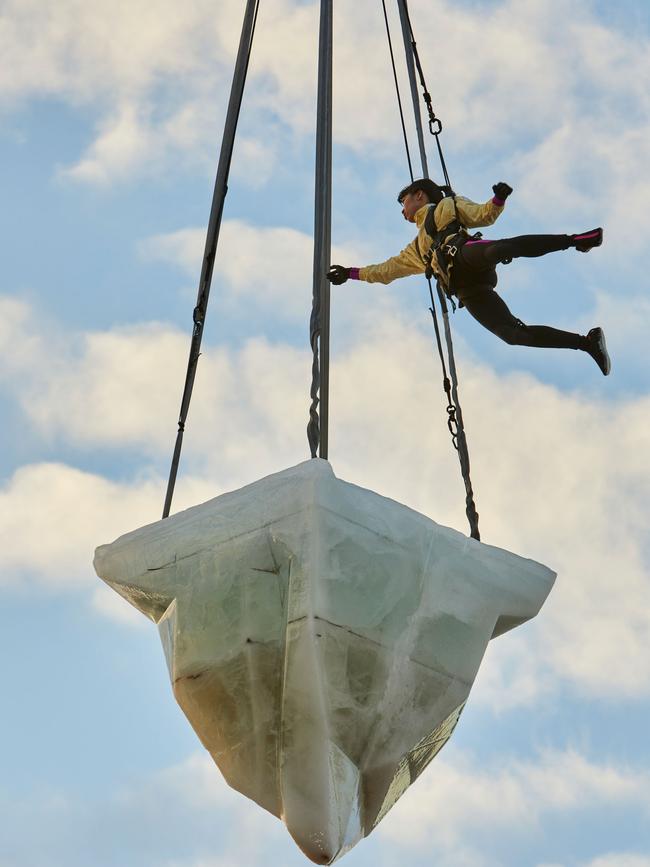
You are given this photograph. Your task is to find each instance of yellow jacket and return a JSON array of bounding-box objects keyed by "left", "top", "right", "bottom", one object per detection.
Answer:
[{"left": 358, "top": 196, "right": 504, "bottom": 286}]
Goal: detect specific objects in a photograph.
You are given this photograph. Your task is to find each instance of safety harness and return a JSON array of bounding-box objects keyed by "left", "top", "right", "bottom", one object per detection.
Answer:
[{"left": 416, "top": 199, "right": 482, "bottom": 309}]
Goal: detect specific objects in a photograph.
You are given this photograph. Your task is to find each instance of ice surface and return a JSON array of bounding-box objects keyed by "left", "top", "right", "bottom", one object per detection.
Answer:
[{"left": 94, "top": 459, "right": 555, "bottom": 864}]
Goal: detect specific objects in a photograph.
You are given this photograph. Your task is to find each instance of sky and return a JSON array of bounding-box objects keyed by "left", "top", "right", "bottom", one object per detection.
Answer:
[{"left": 0, "top": 0, "right": 649, "bottom": 865}]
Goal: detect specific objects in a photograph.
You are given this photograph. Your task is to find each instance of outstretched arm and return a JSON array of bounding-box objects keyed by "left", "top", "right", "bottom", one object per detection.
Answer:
[
  {"left": 327, "top": 238, "right": 423, "bottom": 286},
  {"left": 454, "top": 182, "right": 513, "bottom": 229}
]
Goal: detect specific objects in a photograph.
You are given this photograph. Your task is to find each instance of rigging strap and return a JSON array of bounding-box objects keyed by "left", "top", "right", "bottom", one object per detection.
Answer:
[{"left": 161, "top": 0, "right": 260, "bottom": 519}]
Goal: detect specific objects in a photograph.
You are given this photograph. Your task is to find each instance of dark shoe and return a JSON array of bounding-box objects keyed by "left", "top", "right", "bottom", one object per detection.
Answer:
[
  {"left": 572, "top": 228, "right": 603, "bottom": 252},
  {"left": 585, "top": 327, "right": 611, "bottom": 375}
]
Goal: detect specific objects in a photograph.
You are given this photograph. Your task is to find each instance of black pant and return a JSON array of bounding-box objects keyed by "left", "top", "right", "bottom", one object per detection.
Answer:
[{"left": 453, "top": 234, "right": 586, "bottom": 350}]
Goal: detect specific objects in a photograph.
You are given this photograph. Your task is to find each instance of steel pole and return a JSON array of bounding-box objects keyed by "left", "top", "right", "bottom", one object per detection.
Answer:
[{"left": 308, "top": 0, "right": 333, "bottom": 460}]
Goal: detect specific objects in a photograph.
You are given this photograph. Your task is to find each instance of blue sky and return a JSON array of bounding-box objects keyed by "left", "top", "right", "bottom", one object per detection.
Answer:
[{"left": 1, "top": 0, "right": 649, "bottom": 865}]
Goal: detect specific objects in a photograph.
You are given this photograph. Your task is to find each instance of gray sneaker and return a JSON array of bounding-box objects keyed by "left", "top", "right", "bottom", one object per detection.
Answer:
[{"left": 586, "top": 327, "right": 611, "bottom": 375}]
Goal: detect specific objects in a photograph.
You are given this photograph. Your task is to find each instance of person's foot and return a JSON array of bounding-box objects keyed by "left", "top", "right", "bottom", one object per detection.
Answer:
[
  {"left": 572, "top": 228, "right": 603, "bottom": 252},
  {"left": 584, "top": 327, "right": 611, "bottom": 375}
]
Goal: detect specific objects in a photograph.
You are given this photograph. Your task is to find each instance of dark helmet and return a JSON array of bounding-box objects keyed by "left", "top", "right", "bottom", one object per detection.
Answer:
[{"left": 397, "top": 178, "right": 452, "bottom": 205}]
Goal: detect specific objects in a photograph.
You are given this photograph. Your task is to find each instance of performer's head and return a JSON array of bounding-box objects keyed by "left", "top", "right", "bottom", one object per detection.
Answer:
[{"left": 397, "top": 178, "right": 448, "bottom": 222}]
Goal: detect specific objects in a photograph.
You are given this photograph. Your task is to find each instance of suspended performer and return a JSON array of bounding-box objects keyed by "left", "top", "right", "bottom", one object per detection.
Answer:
[{"left": 326, "top": 179, "right": 610, "bottom": 375}]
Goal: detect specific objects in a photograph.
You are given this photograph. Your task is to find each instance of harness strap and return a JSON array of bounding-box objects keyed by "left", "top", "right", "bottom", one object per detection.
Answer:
[{"left": 421, "top": 200, "right": 465, "bottom": 286}]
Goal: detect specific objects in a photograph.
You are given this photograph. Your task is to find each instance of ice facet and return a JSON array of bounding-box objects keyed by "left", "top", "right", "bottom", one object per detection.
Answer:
[{"left": 94, "top": 459, "right": 555, "bottom": 863}]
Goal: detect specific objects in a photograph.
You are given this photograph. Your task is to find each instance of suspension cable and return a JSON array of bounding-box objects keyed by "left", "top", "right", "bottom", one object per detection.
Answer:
[
  {"left": 390, "top": 0, "right": 481, "bottom": 541},
  {"left": 162, "top": 0, "right": 261, "bottom": 519},
  {"left": 398, "top": 0, "right": 452, "bottom": 190},
  {"left": 396, "top": 0, "right": 429, "bottom": 178},
  {"left": 381, "top": 0, "right": 414, "bottom": 182}
]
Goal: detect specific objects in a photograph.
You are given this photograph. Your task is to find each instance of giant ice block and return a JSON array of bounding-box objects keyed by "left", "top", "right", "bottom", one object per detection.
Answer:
[{"left": 94, "top": 459, "right": 555, "bottom": 863}]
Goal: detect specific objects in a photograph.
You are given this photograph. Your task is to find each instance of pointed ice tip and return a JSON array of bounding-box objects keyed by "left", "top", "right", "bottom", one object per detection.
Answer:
[
  {"left": 94, "top": 542, "right": 175, "bottom": 623},
  {"left": 308, "top": 851, "right": 335, "bottom": 865},
  {"left": 290, "top": 833, "right": 337, "bottom": 865},
  {"left": 98, "top": 577, "right": 174, "bottom": 624}
]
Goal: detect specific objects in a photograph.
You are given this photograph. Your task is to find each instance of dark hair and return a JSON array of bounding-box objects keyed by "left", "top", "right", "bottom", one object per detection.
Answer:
[{"left": 397, "top": 178, "right": 452, "bottom": 205}]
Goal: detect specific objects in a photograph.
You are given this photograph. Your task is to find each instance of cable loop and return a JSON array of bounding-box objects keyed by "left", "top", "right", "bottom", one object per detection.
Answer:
[{"left": 446, "top": 406, "right": 458, "bottom": 444}]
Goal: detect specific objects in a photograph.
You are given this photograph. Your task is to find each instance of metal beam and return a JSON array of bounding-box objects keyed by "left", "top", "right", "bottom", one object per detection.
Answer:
[{"left": 308, "top": 0, "right": 333, "bottom": 460}]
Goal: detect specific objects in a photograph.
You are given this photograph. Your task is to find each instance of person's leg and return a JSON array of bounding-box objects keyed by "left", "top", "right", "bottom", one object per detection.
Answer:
[
  {"left": 461, "top": 235, "right": 572, "bottom": 269},
  {"left": 459, "top": 227, "right": 603, "bottom": 270},
  {"left": 462, "top": 288, "right": 587, "bottom": 349}
]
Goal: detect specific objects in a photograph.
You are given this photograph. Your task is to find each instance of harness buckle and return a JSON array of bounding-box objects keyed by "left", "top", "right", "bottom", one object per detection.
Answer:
[{"left": 445, "top": 244, "right": 458, "bottom": 258}]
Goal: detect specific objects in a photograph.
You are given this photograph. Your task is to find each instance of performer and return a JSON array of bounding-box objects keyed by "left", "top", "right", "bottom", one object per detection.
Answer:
[{"left": 327, "top": 178, "right": 610, "bottom": 375}]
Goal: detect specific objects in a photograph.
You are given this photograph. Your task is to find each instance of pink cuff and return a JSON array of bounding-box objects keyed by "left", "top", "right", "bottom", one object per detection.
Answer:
[
  {"left": 492, "top": 196, "right": 505, "bottom": 207},
  {"left": 349, "top": 267, "right": 360, "bottom": 280}
]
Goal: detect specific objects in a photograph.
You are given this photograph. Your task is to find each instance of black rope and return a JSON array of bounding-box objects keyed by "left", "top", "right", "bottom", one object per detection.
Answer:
[
  {"left": 424, "top": 278, "right": 456, "bottom": 441},
  {"left": 162, "top": 0, "right": 261, "bottom": 519},
  {"left": 381, "top": 0, "right": 414, "bottom": 182},
  {"left": 433, "top": 280, "right": 480, "bottom": 539},
  {"left": 392, "top": 0, "right": 481, "bottom": 541},
  {"left": 382, "top": 1, "right": 459, "bottom": 472}
]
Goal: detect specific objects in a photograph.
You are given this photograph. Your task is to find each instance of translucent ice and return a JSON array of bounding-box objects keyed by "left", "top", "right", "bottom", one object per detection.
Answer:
[{"left": 94, "top": 459, "right": 555, "bottom": 864}]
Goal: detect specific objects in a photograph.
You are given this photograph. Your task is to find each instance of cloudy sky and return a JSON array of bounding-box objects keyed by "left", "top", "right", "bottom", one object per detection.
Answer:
[{"left": 1, "top": 0, "right": 649, "bottom": 865}]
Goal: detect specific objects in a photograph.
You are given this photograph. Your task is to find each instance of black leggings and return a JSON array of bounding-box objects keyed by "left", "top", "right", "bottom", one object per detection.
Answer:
[{"left": 453, "top": 234, "right": 586, "bottom": 350}]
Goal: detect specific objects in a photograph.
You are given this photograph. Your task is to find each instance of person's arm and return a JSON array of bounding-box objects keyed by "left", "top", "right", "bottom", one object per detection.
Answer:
[
  {"left": 454, "top": 182, "right": 513, "bottom": 229},
  {"left": 327, "top": 238, "right": 423, "bottom": 286}
]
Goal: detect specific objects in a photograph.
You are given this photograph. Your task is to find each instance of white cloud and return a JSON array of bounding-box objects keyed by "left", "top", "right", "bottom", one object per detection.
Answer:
[
  {"left": 0, "top": 0, "right": 246, "bottom": 179},
  {"left": 583, "top": 291, "right": 650, "bottom": 367},
  {"left": 131, "top": 752, "right": 243, "bottom": 812},
  {"left": 0, "top": 293, "right": 315, "bottom": 475},
  {"left": 0, "top": 296, "right": 43, "bottom": 370},
  {"left": 514, "top": 117, "right": 650, "bottom": 243},
  {"left": 111, "top": 752, "right": 291, "bottom": 866},
  {"left": 1, "top": 0, "right": 647, "bottom": 197},
  {"left": 91, "top": 580, "right": 146, "bottom": 625},
  {"left": 139, "top": 219, "right": 364, "bottom": 318},
  {"left": 0, "top": 299, "right": 189, "bottom": 452},
  {"left": 0, "top": 750, "right": 291, "bottom": 867},
  {"left": 61, "top": 102, "right": 157, "bottom": 185},
  {"left": 140, "top": 222, "right": 313, "bottom": 317},
  {"left": 380, "top": 747, "right": 650, "bottom": 853},
  {"left": 1, "top": 742, "right": 647, "bottom": 867},
  {"left": 0, "top": 461, "right": 215, "bottom": 592},
  {"left": 111, "top": 747, "right": 650, "bottom": 867},
  {"left": 540, "top": 857, "right": 650, "bottom": 867},
  {"left": 582, "top": 857, "right": 650, "bottom": 867},
  {"left": 459, "top": 362, "right": 650, "bottom": 701},
  {"left": 165, "top": 860, "right": 240, "bottom": 867}
]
